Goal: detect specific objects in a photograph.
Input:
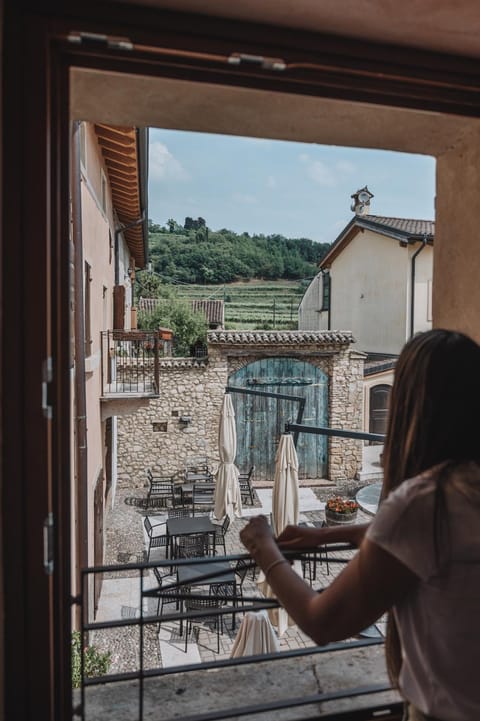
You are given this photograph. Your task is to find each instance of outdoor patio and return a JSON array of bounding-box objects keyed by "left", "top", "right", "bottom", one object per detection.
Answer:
[{"left": 92, "top": 481, "right": 383, "bottom": 671}]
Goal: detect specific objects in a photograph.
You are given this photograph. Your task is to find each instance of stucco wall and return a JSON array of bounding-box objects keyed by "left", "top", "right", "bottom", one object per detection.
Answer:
[
  {"left": 79, "top": 123, "right": 135, "bottom": 565},
  {"left": 298, "top": 273, "right": 324, "bottom": 329},
  {"left": 300, "top": 230, "right": 433, "bottom": 354},
  {"left": 410, "top": 242, "right": 433, "bottom": 335},
  {"left": 434, "top": 124, "right": 480, "bottom": 343},
  {"left": 329, "top": 230, "right": 410, "bottom": 354},
  {"left": 117, "top": 337, "right": 365, "bottom": 486}
]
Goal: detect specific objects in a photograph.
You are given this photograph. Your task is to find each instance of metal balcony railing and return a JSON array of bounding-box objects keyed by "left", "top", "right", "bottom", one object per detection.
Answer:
[
  {"left": 74, "top": 549, "right": 402, "bottom": 721},
  {"left": 101, "top": 330, "right": 160, "bottom": 396}
]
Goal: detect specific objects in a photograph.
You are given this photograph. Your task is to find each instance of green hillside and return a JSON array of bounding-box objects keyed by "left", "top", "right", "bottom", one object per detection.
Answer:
[
  {"left": 147, "top": 219, "right": 329, "bottom": 284},
  {"left": 141, "top": 218, "right": 328, "bottom": 330},
  {"left": 175, "top": 279, "right": 310, "bottom": 330}
]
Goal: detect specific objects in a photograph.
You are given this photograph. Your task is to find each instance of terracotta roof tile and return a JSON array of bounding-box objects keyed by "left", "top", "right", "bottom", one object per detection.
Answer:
[
  {"left": 207, "top": 330, "right": 354, "bottom": 345},
  {"left": 191, "top": 300, "right": 224, "bottom": 326},
  {"left": 366, "top": 215, "right": 434, "bottom": 237}
]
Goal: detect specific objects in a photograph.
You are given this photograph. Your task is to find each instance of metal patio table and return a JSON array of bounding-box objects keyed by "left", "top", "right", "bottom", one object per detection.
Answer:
[
  {"left": 177, "top": 560, "right": 237, "bottom": 633},
  {"left": 166, "top": 515, "right": 217, "bottom": 557}
]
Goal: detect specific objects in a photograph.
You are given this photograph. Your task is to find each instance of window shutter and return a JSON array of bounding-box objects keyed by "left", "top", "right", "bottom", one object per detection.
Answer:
[{"left": 113, "top": 284, "right": 125, "bottom": 329}]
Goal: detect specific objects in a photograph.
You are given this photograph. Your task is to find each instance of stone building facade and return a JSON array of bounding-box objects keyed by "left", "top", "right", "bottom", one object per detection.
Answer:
[{"left": 117, "top": 331, "right": 365, "bottom": 489}]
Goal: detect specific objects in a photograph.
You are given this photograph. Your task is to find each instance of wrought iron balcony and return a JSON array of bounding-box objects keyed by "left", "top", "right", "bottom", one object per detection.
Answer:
[
  {"left": 73, "top": 550, "right": 401, "bottom": 721},
  {"left": 101, "top": 329, "right": 160, "bottom": 397}
]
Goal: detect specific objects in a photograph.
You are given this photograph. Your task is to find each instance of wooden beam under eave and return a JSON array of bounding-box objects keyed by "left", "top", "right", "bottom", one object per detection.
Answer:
[
  {"left": 94, "top": 125, "right": 136, "bottom": 148},
  {"left": 110, "top": 180, "right": 139, "bottom": 195},
  {"left": 104, "top": 160, "right": 138, "bottom": 179},
  {"left": 115, "top": 203, "right": 140, "bottom": 216},
  {"left": 101, "top": 148, "right": 137, "bottom": 167},
  {"left": 113, "top": 189, "right": 139, "bottom": 202},
  {"left": 97, "top": 138, "right": 137, "bottom": 158}
]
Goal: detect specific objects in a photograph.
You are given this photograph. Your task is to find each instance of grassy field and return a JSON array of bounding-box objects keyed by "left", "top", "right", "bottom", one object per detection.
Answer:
[{"left": 176, "top": 279, "right": 311, "bottom": 330}]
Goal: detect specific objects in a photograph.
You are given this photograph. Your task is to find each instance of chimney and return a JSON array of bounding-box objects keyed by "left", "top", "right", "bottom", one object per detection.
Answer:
[{"left": 350, "top": 186, "right": 374, "bottom": 215}]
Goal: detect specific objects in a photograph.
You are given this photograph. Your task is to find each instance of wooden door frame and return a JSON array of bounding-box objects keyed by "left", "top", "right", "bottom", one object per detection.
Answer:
[{"left": 3, "top": 2, "right": 480, "bottom": 719}]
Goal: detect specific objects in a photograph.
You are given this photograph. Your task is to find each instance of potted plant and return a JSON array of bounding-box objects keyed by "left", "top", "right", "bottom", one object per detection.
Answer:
[{"left": 324, "top": 496, "right": 359, "bottom": 526}]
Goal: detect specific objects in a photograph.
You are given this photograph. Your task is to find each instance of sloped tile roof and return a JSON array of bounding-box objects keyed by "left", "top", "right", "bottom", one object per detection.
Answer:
[
  {"left": 138, "top": 297, "right": 224, "bottom": 327},
  {"left": 364, "top": 353, "right": 398, "bottom": 376},
  {"left": 158, "top": 358, "right": 208, "bottom": 368},
  {"left": 366, "top": 215, "right": 434, "bottom": 237},
  {"left": 94, "top": 124, "right": 148, "bottom": 268},
  {"left": 320, "top": 213, "right": 434, "bottom": 268},
  {"left": 191, "top": 299, "right": 224, "bottom": 326},
  {"left": 207, "top": 330, "right": 354, "bottom": 345}
]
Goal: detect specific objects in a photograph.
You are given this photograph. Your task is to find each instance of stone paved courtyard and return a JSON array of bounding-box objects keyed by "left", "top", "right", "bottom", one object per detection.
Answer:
[
  {"left": 82, "top": 479, "right": 399, "bottom": 720},
  {"left": 93, "top": 483, "right": 383, "bottom": 669}
]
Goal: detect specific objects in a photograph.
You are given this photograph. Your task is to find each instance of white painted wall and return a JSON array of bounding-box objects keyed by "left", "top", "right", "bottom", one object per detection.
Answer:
[
  {"left": 409, "top": 242, "right": 433, "bottom": 335},
  {"left": 299, "top": 228, "right": 433, "bottom": 354},
  {"left": 298, "top": 273, "right": 324, "bottom": 329}
]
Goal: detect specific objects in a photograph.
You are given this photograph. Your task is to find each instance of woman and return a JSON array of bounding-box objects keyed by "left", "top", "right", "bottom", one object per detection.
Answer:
[{"left": 240, "top": 329, "right": 480, "bottom": 721}]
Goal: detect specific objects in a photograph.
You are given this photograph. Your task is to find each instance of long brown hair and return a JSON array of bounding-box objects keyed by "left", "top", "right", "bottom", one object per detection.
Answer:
[{"left": 381, "top": 329, "right": 480, "bottom": 683}]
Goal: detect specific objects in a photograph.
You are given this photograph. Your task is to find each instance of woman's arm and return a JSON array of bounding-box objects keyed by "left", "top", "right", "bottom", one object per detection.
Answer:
[
  {"left": 240, "top": 516, "right": 417, "bottom": 645},
  {"left": 276, "top": 523, "right": 370, "bottom": 550}
]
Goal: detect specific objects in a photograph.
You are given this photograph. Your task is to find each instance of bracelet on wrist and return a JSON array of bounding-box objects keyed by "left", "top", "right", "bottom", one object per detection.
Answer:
[{"left": 264, "top": 557, "right": 289, "bottom": 583}]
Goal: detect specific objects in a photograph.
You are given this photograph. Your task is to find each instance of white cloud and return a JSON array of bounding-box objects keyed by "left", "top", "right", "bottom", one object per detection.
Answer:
[
  {"left": 307, "top": 160, "right": 336, "bottom": 187},
  {"left": 149, "top": 141, "right": 190, "bottom": 182},
  {"left": 336, "top": 160, "right": 356, "bottom": 174},
  {"left": 300, "top": 154, "right": 358, "bottom": 187},
  {"left": 231, "top": 192, "right": 257, "bottom": 205}
]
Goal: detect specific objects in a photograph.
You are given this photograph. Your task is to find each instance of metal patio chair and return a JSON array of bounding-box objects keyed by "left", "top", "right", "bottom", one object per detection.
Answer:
[
  {"left": 167, "top": 507, "right": 192, "bottom": 519},
  {"left": 146, "top": 469, "right": 176, "bottom": 509},
  {"left": 300, "top": 521, "right": 330, "bottom": 582},
  {"left": 211, "top": 514, "right": 231, "bottom": 555},
  {"left": 184, "top": 594, "right": 224, "bottom": 654},
  {"left": 238, "top": 465, "right": 255, "bottom": 506},
  {"left": 192, "top": 483, "right": 215, "bottom": 516},
  {"left": 143, "top": 516, "right": 169, "bottom": 562},
  {"left": 175, "top": 533, "right": 209, "bottom": 559},
  {"left": 151, "top": 566, "right": 180, "bottom": 630}
]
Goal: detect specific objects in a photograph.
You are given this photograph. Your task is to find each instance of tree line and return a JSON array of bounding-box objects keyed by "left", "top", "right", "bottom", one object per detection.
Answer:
[{"left": 147, "top": 218, "right": 330, "bottom": 284}]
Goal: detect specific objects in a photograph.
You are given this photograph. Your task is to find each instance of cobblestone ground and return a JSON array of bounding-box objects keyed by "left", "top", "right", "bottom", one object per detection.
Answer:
[{"left": 92, "top": 484, "right": 380, "bottom": 675}]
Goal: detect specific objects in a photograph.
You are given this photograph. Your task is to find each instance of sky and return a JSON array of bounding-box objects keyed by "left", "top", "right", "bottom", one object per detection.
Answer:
[{"left": 148, "top": 127, "right": 436, "bottom": 245}]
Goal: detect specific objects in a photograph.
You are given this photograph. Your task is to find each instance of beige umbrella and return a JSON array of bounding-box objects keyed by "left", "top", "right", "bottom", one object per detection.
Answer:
[
  {"left": 258, "top": 433, "right": 301, "bottom": 635},
  {"left": 271, "top": 433, "right": 299, "bottom": 536},
  {"left": 230, "top": 610, "right": 280, "bottom": 658},
  {"left": 214, "top": 394, "right": 242, "bottom": 520}
]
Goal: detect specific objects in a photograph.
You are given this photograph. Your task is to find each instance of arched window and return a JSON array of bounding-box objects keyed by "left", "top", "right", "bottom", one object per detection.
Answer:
[{"left": 369, "top": 384, "right": 391, "bottom": 438}]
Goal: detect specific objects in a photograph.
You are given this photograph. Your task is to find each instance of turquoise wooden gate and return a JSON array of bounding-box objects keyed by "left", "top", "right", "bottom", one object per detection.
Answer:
[{"left": 229, "top": 357, "right": 328, "bottom": 480}]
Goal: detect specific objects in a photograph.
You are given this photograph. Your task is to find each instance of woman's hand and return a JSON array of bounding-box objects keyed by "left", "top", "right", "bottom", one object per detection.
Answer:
[
  {"left": 240, "top": 515, "right": 275, "bottom": 558},
  {"left": 277, "top": 523, "right": 370, "bottom": 549},
  {"left": 276, "top": 524, "right": 325, "bottom": 549}
]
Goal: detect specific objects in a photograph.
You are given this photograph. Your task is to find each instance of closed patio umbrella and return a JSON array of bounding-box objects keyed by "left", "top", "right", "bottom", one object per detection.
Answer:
[
  {"left": 230, "top": 610, "right": 280, "bottom": 658},
  {"left": 214, "top": 394, "right": 242, "bottom": 521},
  {"left": 271, "top": 433, "right": 299, "bottom": 536},
  {"left": 258, "top": 433, "right": 300, "bottom": 635}
]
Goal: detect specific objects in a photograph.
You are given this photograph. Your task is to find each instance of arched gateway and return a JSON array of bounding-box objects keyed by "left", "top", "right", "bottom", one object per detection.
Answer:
[
  {"left": 229, "top": 357, "right": 328, "bottom": 479},
  {"left": 208, "top": 330, "right": 365, "bottom": 482}
]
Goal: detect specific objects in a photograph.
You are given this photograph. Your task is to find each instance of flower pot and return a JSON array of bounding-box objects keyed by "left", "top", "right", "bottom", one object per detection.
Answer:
[{"left": 324, "top": 507, "right": 358, "bottom": 526}]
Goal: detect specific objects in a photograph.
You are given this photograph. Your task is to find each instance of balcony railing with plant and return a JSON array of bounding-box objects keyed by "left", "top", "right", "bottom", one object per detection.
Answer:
[{"left": 101, "top": 329, "right": 161, "bottom": 396}]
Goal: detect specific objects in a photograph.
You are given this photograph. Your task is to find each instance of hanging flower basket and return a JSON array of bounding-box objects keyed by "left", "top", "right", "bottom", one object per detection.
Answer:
[{"left": 324, "top": 497, "right": 359, "bottom": 526}]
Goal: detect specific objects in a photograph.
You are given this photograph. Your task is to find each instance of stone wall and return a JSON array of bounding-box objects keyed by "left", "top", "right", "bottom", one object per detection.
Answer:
[
  {"left": 117, "top": 331, "right": 365, "bottom": 489},
  {"left": 117, "top": 356, "right": 225, "bottom": 490}
]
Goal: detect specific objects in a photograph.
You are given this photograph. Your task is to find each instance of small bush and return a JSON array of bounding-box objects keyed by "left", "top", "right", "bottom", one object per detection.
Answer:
[{"left": 71, "top": 630, "right": 111, "bottom": 688}]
